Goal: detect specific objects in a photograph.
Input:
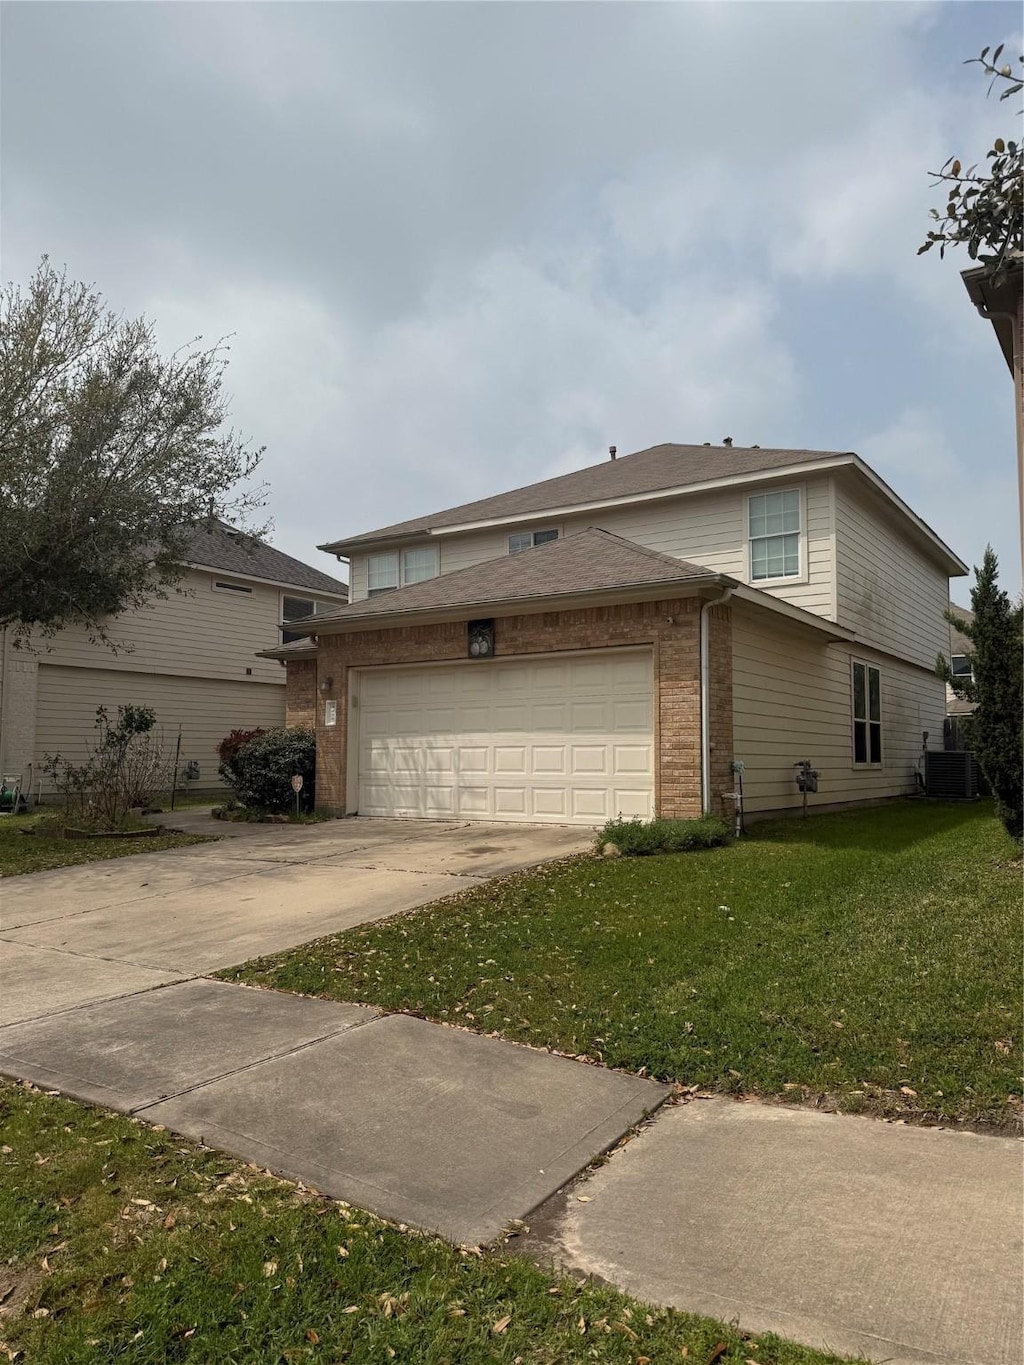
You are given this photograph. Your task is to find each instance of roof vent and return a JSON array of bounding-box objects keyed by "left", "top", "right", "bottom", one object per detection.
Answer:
[
  {"left": 608, "top": 445, "right": 617, "bottom": 460},
  {"left": 702, "top": 441, "right": 711, "bottom": 447},
  {"left": 722, "top": 436, "right": 733, "bottom": 447},
  {"left": 751, "top": 444, "right": 760, "bottom": 449}
]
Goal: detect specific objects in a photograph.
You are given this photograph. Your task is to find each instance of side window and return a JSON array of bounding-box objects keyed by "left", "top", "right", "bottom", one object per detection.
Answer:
[
  {"left": 281, "top": 595, "right": 315, "bottom": 645},
  {"left": 402, "top": 546, "right": 438, "bottom": 584},
  {"left": 748, "top": 490, "right": 801, "bottom": 581},
  {"left": 852, "top": 661, "right": 882, "bottom": 765},
  {"left": 367, "top": 553, "right": 399, "bottom": 596},
  {"left": 950, "top": 654, "right": 973, "bottom": 679},
  {"left": 508, "top": 528, "right": 558, "bottom": 555}
]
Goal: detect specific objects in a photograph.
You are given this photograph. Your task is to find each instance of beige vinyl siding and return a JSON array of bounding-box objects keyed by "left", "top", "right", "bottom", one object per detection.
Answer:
[
  {"left": 731, "top": 600, "right": 944, "bottom": 813},
  {"left": 348, "top": 556, "right": 369, "bottom": 601},
  {"left": 34, "top": 665, "right": 285, "bottom": 795},
  {"left": 36, "top": 570, "right": 288, "bottom": 686},
  {"left": 834, "top": 476, "right": 951, "bottom": 670},
  {"left": 351, "top": 476, "right": 836, "bottom": 617}
]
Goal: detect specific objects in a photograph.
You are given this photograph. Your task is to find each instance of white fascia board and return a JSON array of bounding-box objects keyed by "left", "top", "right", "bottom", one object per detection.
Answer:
[
  {"left": 425, "top": 460, "right": 855, "bottom": 536},
  {"left": 844, "top": 458, "right": 968, "bottom": 576},
  {"left": 186, "top": 561, "right": 349, "bottom": 599},
  {"left": 731, "top": 585, "right": 858, "bottom": 642},
  {"left": 309, "top": 574, "right": 735, "bottom": 636}
]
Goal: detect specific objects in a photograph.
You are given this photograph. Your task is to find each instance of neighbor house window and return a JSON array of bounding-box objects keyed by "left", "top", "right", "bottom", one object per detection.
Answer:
[
  {"left": 748, "top": 490, "right": 801, "bottom": 581},
  {"left": 402, "top": 546, "right": 438, "bottom": 584},
  {"left": 508, "top": 528, "right": 558, "bottom": 555},
  {"left": 852, "top": 661, "right": 882, "bottom": 765},
  {"left": 950, "top": 654, "right": 973, "bottom": 679},
  {"left": 212, "top": 578, "right": 253, "bottom": 595},
  {"left": 281, "top": 595, "right": 316, "bottom": 645},
  {"left": 367, "top": 553, "right": 399, "bottom": 595}
]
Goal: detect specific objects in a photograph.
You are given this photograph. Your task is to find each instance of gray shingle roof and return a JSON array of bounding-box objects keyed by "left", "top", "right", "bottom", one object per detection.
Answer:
[
  {"left": 320, "top": 443, "right": 853, "bottom": 552},
  {"left": 185, "top": 521, "right": 348, "bottom": 597},
  {"left": 297, "top": 528, "right": 724, "bottom": 632}
]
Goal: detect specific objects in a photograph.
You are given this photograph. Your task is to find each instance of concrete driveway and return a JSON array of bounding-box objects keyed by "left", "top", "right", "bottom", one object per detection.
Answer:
[{"left": 0, "top": 816, "right": 591, "bottom": 1026}]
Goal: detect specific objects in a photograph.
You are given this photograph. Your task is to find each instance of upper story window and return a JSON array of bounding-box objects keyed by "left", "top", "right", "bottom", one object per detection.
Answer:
[
  {"left": 852, "top": 660, "right": 882, "bottom": 765},
  {"left": 212, "top": 578, "right": 253, "bottom": 595},
  {"left": 748, "top": 490, "right": 801, "bottom": 581},
  {"left": 508, "top": 528, "right": 558, "bottom": 555},
  {"left": 950, "top": 653, "right": 973, "bottom": 679},
  {"left": 367, "top": 546, "right": 438, "bottom": 595}
]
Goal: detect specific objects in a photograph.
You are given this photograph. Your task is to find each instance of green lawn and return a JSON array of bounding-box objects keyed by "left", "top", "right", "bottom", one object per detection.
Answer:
[
  {"left": 222, "top": 801, "right": 1022, "bottom": 1129},
  {"left": 0, "top": 1083, "right": 848, "bottom": 1365},
  {"left": 0, "top": 813, "right": 213, "bottom": 877}
]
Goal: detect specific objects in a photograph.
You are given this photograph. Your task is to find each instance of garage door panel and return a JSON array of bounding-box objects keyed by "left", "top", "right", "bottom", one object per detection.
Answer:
[{"left": 355, "top": 651, "right": 654, "bottom": 826}]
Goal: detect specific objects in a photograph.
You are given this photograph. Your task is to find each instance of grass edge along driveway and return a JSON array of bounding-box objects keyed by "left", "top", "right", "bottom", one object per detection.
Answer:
[
  {"left": 0, "top": 1082, "right": 851, "bottom": 1365},
  {"left": 0, "top": 813, "right": 213, "bottom": 877},
  {"left": 220, "top": 801, "right": 1022, "bottom": 1130}
]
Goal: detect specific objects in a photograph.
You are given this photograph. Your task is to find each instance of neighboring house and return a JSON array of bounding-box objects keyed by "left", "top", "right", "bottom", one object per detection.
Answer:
[
  {"left": 261, "top": 443, "right": 967, "bottom": 826},
  {"left": 0, "top": 521, "right": 348, "bottom": 799},
  {"left": 944, "top": 602, "right": 976, "bottom": 747}
]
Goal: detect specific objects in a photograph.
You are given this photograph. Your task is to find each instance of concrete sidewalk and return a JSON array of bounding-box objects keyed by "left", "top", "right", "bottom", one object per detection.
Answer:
[
  {"left": 0, "top": 977, "right": 668, "bottom": 1247},
  {"left": 524, "top": 1096, "right": 1023, "bottom": 1365}
]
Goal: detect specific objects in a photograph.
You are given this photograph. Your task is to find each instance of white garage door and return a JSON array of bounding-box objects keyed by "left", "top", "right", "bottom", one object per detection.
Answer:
[{"left": 354, "top": 649, "right": 654, "bottom": 825}]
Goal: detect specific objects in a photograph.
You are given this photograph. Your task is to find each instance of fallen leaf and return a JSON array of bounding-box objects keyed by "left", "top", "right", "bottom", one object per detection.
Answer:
[
  {"left": 263, "top": 1261, "right": 278, "bottom": 1278},
  {"left": 708, "top": 1344, "right": 728, "bottom": 1365},
  {"left": 899, "top": 1086, "right": 918, "bottom": 1097},
  {"left": 336, "top": 1245, "right": 349, "bottom": 1258},
  {"left": 32, "top": 1309, "right": 49, "bottom": 1320},
  {"left": 577, "top": 1195, "right": 592, "bottom": 1203},
  {"left": 342, "top": 1306, "right": 359, "bottom": 1314},
  {"left": 306, "top": 1329, "right": 320, "bottom": 1344},
  {"left": 492, "top": 1315, "right": 512, "bottom": 1334},
  {"left": 163, "top": 1213, "right": 176, "bottom": 1230}
]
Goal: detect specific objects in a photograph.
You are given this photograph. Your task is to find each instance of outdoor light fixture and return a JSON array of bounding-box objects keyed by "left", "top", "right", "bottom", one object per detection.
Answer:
[
  {"left": 318, "top": 674, "right": 335, "bottom": 693},
  {"left": 467, "top": 620, "right": 494, "bottom": 658}
]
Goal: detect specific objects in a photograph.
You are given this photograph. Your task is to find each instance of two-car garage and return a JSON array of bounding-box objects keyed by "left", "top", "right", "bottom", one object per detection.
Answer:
[{"left": 352, "top": 649, "right": 655, "bottom": 826}]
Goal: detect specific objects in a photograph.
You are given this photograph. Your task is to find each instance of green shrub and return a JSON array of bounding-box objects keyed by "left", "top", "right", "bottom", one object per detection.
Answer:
[
  {"left": 220, "top": 727, "right": 315, "bottom": 814},
  {"left": 597, "top": 814, "right": 731, "bottom": 857}
]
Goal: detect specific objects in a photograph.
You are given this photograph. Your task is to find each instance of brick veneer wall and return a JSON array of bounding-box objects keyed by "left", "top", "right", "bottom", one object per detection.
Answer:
[
  {"left": 284, "top": 659, "right": 317, "bottom": 730},
  {"left": 297, "top": 595, "right": 735, "bottom": 820}
]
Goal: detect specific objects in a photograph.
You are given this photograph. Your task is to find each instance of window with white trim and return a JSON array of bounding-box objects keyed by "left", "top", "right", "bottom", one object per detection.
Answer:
[
  {"left": 402, "top": 546, "right": 438, "bottom": 584},
  {"left": 212, "top": 578, "right": 253, "bottom": 595},
  {"left": 508, "top": 528, "right": 558, "bottom": 555},
  {"left": 367, "top": 552, "right": 399, "bottom": 596},
  {"left": 950, "top": 654, "right": 973, "bottom": 679},
  {"left": 852, "top": 661, "right": 882, "bottom": 765},
  {"left": 748, "top": 490, "right": 800, "bottom": 581},
  {"left": 281, "top": 595, "right": 320, "bottom": 644},
  {"left": 366, "top": 547, "right": 438, "bottom": 595}
]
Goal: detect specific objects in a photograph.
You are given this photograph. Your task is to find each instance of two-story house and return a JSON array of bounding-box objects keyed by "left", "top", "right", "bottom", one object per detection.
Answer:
[
  {"left": 263, "top": 443, "right": 966, "bottom": 825},
  {"left": 0, "top": 520, "right": 348, "bottom": 800}
]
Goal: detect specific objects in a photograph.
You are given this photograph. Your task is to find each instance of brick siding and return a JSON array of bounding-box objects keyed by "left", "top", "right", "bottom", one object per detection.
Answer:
[{"left": 287, "top": 596, "right": 734, "bottom": 821}]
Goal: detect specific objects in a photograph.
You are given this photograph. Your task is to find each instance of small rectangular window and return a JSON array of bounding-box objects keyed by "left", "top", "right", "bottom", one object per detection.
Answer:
[
  {"left": 749, "top": 490, "right": 801, "bottom": 581},
  {"left": 402, "top": 546, "right": 438, "bottom": 584},
  {"left": 324, "top": 699, "right": 338, "bottom": 727},
  {"left": 852, "top": 661, "right": 882, "bottom": 765},
  {"left": 213, "top": 579, "right": 253, "bottom": 595},
  {"left": 950, "top": 654, "right": 973, "bottom": 678},
  {"left": 367, "top": 552, "right": 399, "bottom": 596},
  {"left": 508, "top": 528, "right": 558, "bottom": 555},
  {"left": 283, "top": 596, "right": 315, "bottom": 621}
]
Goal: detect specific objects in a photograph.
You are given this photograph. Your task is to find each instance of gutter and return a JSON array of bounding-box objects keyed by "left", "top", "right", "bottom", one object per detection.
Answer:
[{"left": 700, "top": 585, "right": 734, "bottom": 815}]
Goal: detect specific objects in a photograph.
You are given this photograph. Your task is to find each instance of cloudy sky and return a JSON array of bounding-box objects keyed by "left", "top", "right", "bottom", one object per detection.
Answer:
[{"left": 3, "top": 1, "right": 1020, "bottom": 601}]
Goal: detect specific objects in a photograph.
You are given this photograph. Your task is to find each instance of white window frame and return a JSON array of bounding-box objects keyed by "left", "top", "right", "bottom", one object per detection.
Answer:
[
  {"left": 851, "top": 659, "right": 882, "bottom": 767},
  {"left": 212, "top": 578, "right": 253, "bottom": 596},
  {"left": 747, "top": 487, "right": 804, "bottom": 584},
  {"left": 950, "top": 653, "right": 974, "bottom": 680},
  {"left": 401, "top": 544, "right": 439, "bottom": 585},
  {"left": 507, "top": 528, "right": 559, "bottom": 555},
  {"left": 366, "top": 546, "right": 439, "bottom": 595}
]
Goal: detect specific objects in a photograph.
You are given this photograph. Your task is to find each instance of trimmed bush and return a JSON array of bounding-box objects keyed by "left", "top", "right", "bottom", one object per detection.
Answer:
[
  {"left": 220, "top": 727, "right": 315, "bottom": 814},
  {"left": 597, "top": 814, "right": 731, "bottom": 857}
]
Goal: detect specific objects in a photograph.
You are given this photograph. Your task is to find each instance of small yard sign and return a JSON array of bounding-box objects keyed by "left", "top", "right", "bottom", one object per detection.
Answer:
[{"left": 290, "top": 775, "right": 304, "bottom": 793}]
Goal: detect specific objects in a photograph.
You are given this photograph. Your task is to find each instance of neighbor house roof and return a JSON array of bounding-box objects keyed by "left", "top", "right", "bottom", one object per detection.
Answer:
[
  {"left": 256, "top": 636, "right": 320, "bottom": 662},
  {"left": 293, "top": 528, "right": 729, "bottom": 632},
  {"left": 185, "top": 520, "right": 348, "bottom": 597},
  {"left": 319, "top": 443, "right": 848, "bottom": 553}
]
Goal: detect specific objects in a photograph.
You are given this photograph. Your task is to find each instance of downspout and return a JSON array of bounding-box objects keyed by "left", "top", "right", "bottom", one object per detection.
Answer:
[{"left": 700, "top": 585, "right": 734, "bottom": 816}]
